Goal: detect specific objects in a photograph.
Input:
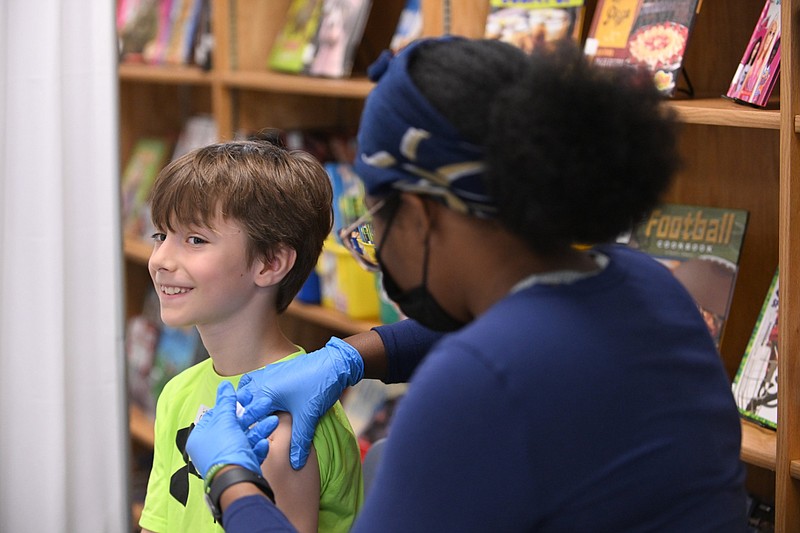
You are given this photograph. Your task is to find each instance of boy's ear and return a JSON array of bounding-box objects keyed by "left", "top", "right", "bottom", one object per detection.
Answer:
[{"left": 254, "top": 246, "right": 297, "bottom": 287}]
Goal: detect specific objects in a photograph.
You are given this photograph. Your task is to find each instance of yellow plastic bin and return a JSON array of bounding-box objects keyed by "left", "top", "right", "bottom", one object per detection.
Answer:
[{"left": 317, "top": 237, "right": 380, "bottom": 320}]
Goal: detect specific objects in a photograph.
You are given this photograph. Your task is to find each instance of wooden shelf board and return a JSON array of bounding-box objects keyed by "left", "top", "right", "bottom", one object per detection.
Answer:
[
  {"left": 220, "top": 70, "right": 374, "bottom": 99},
  {"left": 740, "top": 419, "right": 777, "bottom": 471},
  {"left": 666, "top": 98, "right": 781, "bottom": 130},
  {"left": 129, "top": 404, "right": 155, "bottom": 448},
  {"left": 119, "top": 62, "right": 214, "bottom": 85},
  {"left": 791, "top": 460, "right": 800, "bottom": 480},
  {"left": 286, "top": 300, "right": 381, "bottom": 335}
]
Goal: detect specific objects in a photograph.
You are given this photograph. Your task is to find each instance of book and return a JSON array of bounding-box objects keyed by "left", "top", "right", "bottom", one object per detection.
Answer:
[
  {"left": 341, "top": 379, "right": 407, "bottom": 458},
  {"left": 163, "top": 0, "right": 205, "bottom": 66},
  {"left": 126, "top": 314, "right": 161, "bottom": 415},
  {"left": 622, "top": 204, "right": 749, "bottom": 349},
  {"left": 192, "top": 0, "right": 213, "bottom": 70},
  {"left": 120, "top": 137, "right": 171, "bottom": 238},
  {"left": 118, "top": 0, "right": 159, "bottom": 61},
  {"left": 171, "top": 114, "right": 218, "bottom": 161},
  {"left": 150, "top": 324, "right": 206, "bottom": 404},
  {"left": 305, "top": 0, "right": 373, "bottom": 78},
  {"left": 725, "top": 0, "right": 781, "bottom": 108},
  {"left": 484, "top": 0, "right": 586, "bottom": 53},
  {"left": 732, "top": 270, "right": 779, "bottom": 429},
  {"left": 390, "top": 0, "right": 423, "bottom": 52},
  {"left": 583, "top": 0, "right": 701, "bottom": 96},
  {"left": 268, "top": 0, "right": 324, "bottom": 73},
  {"left": 142, "top": 0, "right": 176, "bottom": 64}
]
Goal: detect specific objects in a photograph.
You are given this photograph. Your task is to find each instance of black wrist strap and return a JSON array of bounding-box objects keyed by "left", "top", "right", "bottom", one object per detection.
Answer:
[{"left": 205, "top": 467, "right": 275, "bottom": 522}]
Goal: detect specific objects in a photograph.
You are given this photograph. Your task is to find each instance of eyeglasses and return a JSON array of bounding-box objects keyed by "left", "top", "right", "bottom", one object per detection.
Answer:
[{"left": 338, "top": 196, "right": 391, "bottom": 272}]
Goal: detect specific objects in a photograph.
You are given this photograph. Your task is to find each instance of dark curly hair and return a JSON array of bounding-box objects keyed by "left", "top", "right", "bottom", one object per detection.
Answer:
[{"left": 408, "top": 38, "right": 681, "bottom": 253}]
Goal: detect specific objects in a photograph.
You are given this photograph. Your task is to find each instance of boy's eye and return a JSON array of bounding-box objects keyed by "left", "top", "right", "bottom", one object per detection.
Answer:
[
  {"left": 188, "top": 236, "right": 208, "bottom": 245},
  {"left": 151, "top": 233, "right": 166, "bottom": 243}
]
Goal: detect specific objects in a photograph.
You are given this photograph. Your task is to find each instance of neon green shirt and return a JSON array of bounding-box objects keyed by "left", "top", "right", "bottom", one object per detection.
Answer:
[{"left": 139, "top": 351, "right": 363, "bottom": 533}]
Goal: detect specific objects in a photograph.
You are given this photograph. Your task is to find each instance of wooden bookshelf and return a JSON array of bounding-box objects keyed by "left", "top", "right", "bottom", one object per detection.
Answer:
[{"left": 118, "top": 0, "right": 800, "bottom": 529}]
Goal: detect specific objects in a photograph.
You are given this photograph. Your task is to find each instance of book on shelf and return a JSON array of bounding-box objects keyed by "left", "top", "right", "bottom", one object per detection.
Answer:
[
  {"left": 192, "top": 0, "right": 213, "bottom": 70},
  {"left": 304, "top": 0, "right": 373, "bottom": 78},
  {"left": 341, "top": 379, "right": 407, "bottom": 458},
  {"left": 724, "top": 0, "right": 781, "bottom": 108},
  {"left": 142, "top": 0, "right": 176, "bottom": 64},
  {"left": 583, "top": 0, "right": 701, "bottom": 96},
  {"left": 118, "top": 0, "right": 159, "bottom": 61},
  {"left": 126, "top": 314, "right": 161, "bottom": 415},
  {"left": 121, "top": 137, "right": 171, "bottom": 239},
  {"left": 389, "top": 0, "right": 423, "bottom": 52},
  {"left": 268, "top": 0, "right": 324, "bottom": 74},
  {"left": 621, "top": 203, "right": 749, "bottom": 349},
  {"left": 484, "top": 0, "right": 586, "bottom": 53},
  {"left": 162, "top": 0, "right": 206, "bottom": 66},
  {"left": 171, "top": 114, "right": 218, "bottom": 161},
  {"left": 732, "top": 269, "right": 779, "bottom": 430},
  {"left": 150, "top": 324, "right": 207, "bottom": 406}
]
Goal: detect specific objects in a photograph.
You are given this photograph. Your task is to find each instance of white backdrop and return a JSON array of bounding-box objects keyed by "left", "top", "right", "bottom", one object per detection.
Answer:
[{"left": 0, "top": 2, "right": 128, "bottom": 532}]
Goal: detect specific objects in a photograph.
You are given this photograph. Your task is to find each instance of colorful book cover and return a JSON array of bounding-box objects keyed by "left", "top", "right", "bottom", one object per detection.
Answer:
[
  {"left": 126, "top": 315, "right": 161, "bottom": 415},
  {"left": 623, "top": 204, "right": 749, "bottom": 349},
  {"left": 732, "top": 270, "right": 779, "bottom": 429},
  {"left": 269, "top": 0, "right": 324, "bottom": 73},
  {"left": 583, "top": 0, "right": 701, "bottom": 95},
  {"left": 120, "top": 137, "right": 171, "bottom": 237},
  {"left": 484, "top": 0, "right": 585, "bottom": 53},
  {"left": 163, "top": 0, "right": 205, "bottom": 65},
  {"left": 341, "top": 379, "right": 407, "bottom": 457},
  {"left": 149, "top": 325, "right": 204, "bottom": 403},
  {"left": 390, "top": 0, "right": 423, "bottom": 52},
  {"left": 118, "top": 0, "right": 159, "bottom": 61},
  {"left": 142, "top": 0, "right": 175, "bottom": 64},
  {"left": 725, "top": 0, "right": 781, "bottom": 108},
  {"left": 305, "top": 0, "right": 373, "bottom": 78}
]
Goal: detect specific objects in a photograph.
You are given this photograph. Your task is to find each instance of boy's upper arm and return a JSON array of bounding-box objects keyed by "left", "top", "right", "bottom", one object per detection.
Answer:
[{"left": 263, "top": 412, "right": 320, "bottom": 533}]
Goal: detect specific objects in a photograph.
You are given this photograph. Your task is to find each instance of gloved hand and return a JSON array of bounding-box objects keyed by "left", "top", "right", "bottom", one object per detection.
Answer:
[
  {"left": 236, "top": 336, "right": 364, "bottom": 469},
  {"left": 187, "top": 381, "right": 280, "bottom": 481}
]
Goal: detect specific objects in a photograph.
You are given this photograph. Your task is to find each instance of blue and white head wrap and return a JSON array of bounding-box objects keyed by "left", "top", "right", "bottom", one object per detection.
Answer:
[{"left": 354, "top": 37, "right": 497, "bottom": 218}]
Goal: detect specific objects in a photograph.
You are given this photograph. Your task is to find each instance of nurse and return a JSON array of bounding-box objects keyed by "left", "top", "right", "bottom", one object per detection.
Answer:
[{"left": 187, "top": 36, "right": 746, "bottom": 532}]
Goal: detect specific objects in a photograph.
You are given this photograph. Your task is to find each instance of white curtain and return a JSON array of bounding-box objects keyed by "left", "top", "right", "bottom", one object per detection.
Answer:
[{"left": 0, "top": 2, "right": 128, "bottom": 532}]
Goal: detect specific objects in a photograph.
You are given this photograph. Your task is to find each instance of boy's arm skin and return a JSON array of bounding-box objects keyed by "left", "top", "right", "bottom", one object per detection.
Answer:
[{"left": 263, "top": 412, "right": 320, "bottom": 533}]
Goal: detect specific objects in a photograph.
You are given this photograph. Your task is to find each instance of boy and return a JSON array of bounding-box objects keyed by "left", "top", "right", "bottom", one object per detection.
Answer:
[{"left": 139, "top": 140, "right": 363, "bottom": 533}]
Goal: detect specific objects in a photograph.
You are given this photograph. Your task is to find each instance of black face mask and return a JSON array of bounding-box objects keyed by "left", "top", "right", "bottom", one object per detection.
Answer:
[
  {"left": 379, "top": 264, "right": 467, "bottom": 332},
  {"left": 376, "top": 200, "right": 466, "bottom": 333}
]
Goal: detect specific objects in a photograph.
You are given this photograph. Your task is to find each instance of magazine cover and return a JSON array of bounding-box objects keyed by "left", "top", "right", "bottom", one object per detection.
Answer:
[
  {"left": 623, "top": 204, "right": 749, "bottom": 349},
  {"left": 268, "top": 0, "right": 324, "bottom": 73},
  {"left": 484, "top": 0, "right": 585, "bottom": 53},
  {"left": 120, "top": 137, "right": 171, "bottom": 237},
  {"left": 725, "top": 0, "right": 781, "bottom": 108},
  {"left": 584, "top": 0, "right": 700, "bottom": 95},
  {"left": 305, "top": 0, "right": 373, "bottom": 78},
  {"left": 732, "top": 270, "right": 779, "bottom": 429}
]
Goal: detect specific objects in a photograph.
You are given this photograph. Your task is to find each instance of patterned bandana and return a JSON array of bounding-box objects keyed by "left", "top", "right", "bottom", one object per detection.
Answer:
[{"left": 354, "top": 37, "right": 497, "bottom": 218}]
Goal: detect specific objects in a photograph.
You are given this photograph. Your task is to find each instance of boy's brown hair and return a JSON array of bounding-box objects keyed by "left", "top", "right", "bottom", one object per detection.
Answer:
[{"left": 149, "top": 140, "right": 333, "bottom": 312}]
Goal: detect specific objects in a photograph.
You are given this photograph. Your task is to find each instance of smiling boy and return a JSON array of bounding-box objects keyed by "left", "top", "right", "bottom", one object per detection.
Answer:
[{"left": 138, "top": 140, "right": 363, "bottom": 533}]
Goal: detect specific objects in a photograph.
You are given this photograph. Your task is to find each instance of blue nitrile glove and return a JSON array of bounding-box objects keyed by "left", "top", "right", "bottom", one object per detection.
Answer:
[
  {"left": 186, "top": 381, "right": 280, "bottom": 481},
  {"left": 236, "top": 336, "right": 364, "bottom": 470}
]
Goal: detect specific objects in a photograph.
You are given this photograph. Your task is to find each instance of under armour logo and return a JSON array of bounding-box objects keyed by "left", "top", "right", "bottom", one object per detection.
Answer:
[{"left": 169, "top": 424, "right": 202, "bottom": 506}]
